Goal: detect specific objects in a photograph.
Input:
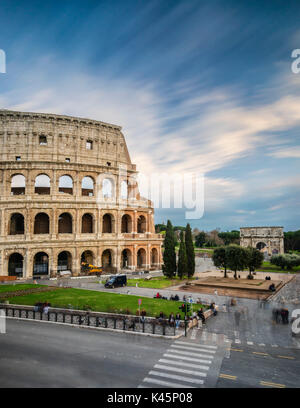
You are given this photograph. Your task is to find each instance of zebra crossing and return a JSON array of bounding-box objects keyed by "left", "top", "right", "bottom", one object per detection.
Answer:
[
  {"left": 192, "top": 328, "right": 287, "bottom": 348},
  {"left": 139, "top": 340, "right": 223, "bottom": 388}
]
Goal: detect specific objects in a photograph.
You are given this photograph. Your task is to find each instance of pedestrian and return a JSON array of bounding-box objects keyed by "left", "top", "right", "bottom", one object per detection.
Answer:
[
  {"left": 234, "top": 310, "right": 241, "bottom": 326},
  {"left": 175, "top": 313, "right": 181, "bottom": 329},
  {"left": 169, "top": 312, "right": 175, "bottom": 327},
  {"left": 197, "top": 308, "right": 206, "bottom": 327}
]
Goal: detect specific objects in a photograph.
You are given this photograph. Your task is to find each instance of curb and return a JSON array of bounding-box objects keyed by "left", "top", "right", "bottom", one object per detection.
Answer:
[{"left": 6, "top": 316, "right": 185, "bottom": 339}]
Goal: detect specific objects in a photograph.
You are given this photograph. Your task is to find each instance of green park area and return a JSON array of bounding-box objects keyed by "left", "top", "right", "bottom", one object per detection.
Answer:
[
  {"left": 0, "top": 283, "right": 44, "bottom": 293},
  {"left": 126, "top": 276, "right": 193, "bottom": 289},
  {"left": 259, "top": 261, "right": 300, "bottom": 274},
  {"left": 2, "top": 285, "right": 205, "bottom": 318}
]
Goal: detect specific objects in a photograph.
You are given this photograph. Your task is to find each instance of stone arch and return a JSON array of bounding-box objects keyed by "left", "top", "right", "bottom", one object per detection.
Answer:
[
  {"left": 121, "top": 214, "right": 132, "bottom": 233},
  {"left": 121, "top": 248, "right": 132, "bottom": 268},
  {"left": 120, "top": 180, "right": 128, "bottom": 199},
  {"left": 11, "top": 174, "right": 25, "bottom": 195},
  {"left": 151, "top": 247, "right": 159, "bottom": 267},
  {"left": 57, "top": 251, "right": 72, "bottom": 273},
  {"left": 82, "top": 176, "right": 94, "bottom": 196},
  {"left": 34, "top": 212, "right": 50, "bottom": 234},
  {"left": 33, "top": 251, "right": 49, "bottom": 276},
  {"left": 81, "top": 250, "right": 94, "bottom": 265},
  {"left": 35, "top": 174, "right": 51, "bottom": 195},
  {"left": 59, "top": 175, "right": 73, "bottom": 195},
  {"left": 82, "top": 213, "right": 93, "bottom": 233},
  {"left": 102, "top": 249, "right": 113, "bottom": 268},
  {"left": 102, "top": 213, "right": 115, "bottom": 233},
  {"left": 137, "top": 248, "right": 147, "bottom": 269},
  {"left": 256, "top": 242, "right": 267, "bottom": 251},
  {"left": 137, "top": 215, "right": 146, "bottom": 233},
  {"left": 8, "top": 252, "right": 24, "bottom": 277},
  {"left": 58, "top": 212, "right": 73, "bottom": 234},
  {"left": 102, "top": 178, "right": 115, "bottom": 198},
  {"left": 9, "top": 213, "right": 24, "bottom": 235}
]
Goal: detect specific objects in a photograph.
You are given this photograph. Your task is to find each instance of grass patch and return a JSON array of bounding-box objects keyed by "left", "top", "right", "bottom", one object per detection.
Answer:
[
  {"left": 0, "top": 284, "right": 44, "bottom": 293},
  {"left": 258, "top": 261, "right": 300, "bottom": 274},
  {"left": 5, "top": 287, "right": 206, "bottom": 318},
  {"left": 127, "top": 276, "right": 191, "bottom": 289}
]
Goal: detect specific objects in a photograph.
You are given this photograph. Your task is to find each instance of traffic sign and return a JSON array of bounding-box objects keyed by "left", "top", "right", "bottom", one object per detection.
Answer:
[{"left": 138, "top": 299, "right": 142, "bottom": 305}]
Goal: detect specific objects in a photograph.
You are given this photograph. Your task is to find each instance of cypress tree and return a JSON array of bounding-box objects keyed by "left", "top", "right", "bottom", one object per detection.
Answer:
[
  {"left": 177, "top": 230, "right": 188, "bottom": 279},
  {"left": 162, "top": 220, "right": 176, "bottom": 278},
  {"left": 185, "top": 223, "right": 195, "bottom": 278}
]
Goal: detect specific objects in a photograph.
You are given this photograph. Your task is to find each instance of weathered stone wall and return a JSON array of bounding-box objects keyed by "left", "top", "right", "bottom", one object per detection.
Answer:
[{"left": 0, "top": 110, "right": 163, "bottom": 278}]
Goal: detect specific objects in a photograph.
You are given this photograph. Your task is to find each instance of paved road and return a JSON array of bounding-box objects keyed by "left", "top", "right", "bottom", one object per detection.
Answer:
[{"left": 1, "top": 319, "right": 300, "bottom": 388}]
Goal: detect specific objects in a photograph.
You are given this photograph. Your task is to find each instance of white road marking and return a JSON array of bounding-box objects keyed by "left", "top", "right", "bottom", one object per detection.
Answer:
[
  {"left": 159, "top": 358, "right": 210, "bottom": 370},
  {"left": 271, "top": 344, "right": 278, "bottom": 347},
  {"left": 175, "top": 341, "right": 217, "bottom": 349},
  {"left": 154, "top": 364, "right": 207, "bottom": 377},
  {"left": 164, "top": 353, "right": 212, "bottom": 364},
  {"left": 143, "top": 377, "right": 193, "bottom": 388},
  {"left": 247, "top": 341, "right": 254, "bottom": 345},
  {"left": 190, "top": 329, "right": 197, "bottom": 340},
  {"left": 258, "top": 343, "right": 266, "bottom": 347},
  {"left": 167, "top": 349, "right": 213, "bottom": 359},
  {"left": 149, "top": 370, "right": 204, "bottom": 385},
  {"left": 234, "top": 339, "right": 241, "bottom": 344},
  {"left": 171, "top": 344, "right": 216, "bottom": 354}
]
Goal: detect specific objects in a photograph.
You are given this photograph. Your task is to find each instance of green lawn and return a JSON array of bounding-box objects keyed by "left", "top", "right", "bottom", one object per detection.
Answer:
[
  {"left": 127, "top": 276, "right": 191, "bottom": 289},
  {"left": 0, "top": 284, "right": 44, "bottom": 293},
  {"left": 258, "top": 261, "right": 300, "bottom": 274},
  {"left": 5, "top": 287, "right": 205, "bottom": 318}
]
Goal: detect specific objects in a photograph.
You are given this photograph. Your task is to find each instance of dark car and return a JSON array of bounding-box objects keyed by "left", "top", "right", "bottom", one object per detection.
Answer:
[{"left": 104, "top": 274, "right": 127, "bottom": 288}]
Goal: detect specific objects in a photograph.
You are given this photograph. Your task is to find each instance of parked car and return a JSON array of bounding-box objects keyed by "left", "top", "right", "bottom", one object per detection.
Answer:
[{"left": 104, "top": 274, "right": 127, "bottom": 288}]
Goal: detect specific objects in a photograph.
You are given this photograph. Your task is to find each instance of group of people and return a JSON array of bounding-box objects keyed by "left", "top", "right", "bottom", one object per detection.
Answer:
[
  {"left": 272, "top": 308, "right": 289, "bottom": 324},
  {"left": 154, "top": 292, "right": 168, "bottom": 300},
  {"left": 34, "top": 302, "right": 50, "bottom": 314}
]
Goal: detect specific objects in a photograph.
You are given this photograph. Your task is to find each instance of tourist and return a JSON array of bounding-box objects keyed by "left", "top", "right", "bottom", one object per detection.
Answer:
[
  {"left": 168, "top": 312, "right": 175, "bottom": 327},
  {"left": 197, "top": 308, "right": 206, "bottom": 326},
  {"left": 175, "top": 313, "right": 181, "bottom": 329}
]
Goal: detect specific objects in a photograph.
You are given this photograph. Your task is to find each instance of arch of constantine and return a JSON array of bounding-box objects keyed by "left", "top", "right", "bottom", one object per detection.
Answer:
[
  {"left": 0, "top": 109, "right": 163, "bottom": 278},
  {"left": 240, "top": 226, "right": 284, "bottom": 258}
]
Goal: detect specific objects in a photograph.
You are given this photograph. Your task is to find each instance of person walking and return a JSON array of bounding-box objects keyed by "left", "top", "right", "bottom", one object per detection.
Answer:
[
  {"left": 197, "top": 308, "right": 206, "bottom": 327},
  {"left": 169, "top": 312, "right": 175, "bottom": 327},
  {"left": 175, "top": 313, "right": 181, "bottom": 329}
]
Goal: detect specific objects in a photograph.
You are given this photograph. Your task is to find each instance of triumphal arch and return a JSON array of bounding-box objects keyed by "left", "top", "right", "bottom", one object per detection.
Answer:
[
  {"left": 0, "top": 109, "right": 162, "bottom": 278},
  {"left": 240, "top": 226, "right": 284, "bottom": 258}
]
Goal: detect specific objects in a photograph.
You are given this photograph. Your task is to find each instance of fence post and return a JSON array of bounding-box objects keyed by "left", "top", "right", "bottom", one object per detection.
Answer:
[
  {"left": 33, "top": 310, "right": 35, "bottom": 319},
  {"left": 152, "top": 322, "right": 155, "bottom": 334},
  {"left": 19, "top": 309, "right": 21, "bottom": 318},
  {"left": 47, "top": 312, "right": 50, "bottom": 321},
  {"left": 133, "top": 320, "right": 135, "bottom": 331},
  {"left": 87, "top": 314, "right": 90, "bottom": 326},
  {"left": 96, "top": 317, "right": 99, "bottom": 327},
  {"left": 26, "top": 310, "right": 28, "bottom": 319},
  {"left": 163, "top": 322, "right": 166, "bottom": 336},
  {"left": 123, "top": 318, "right": 126, "bottom": 331},
  {"left": 143, "top": 321, "right": 145, "bottom": 333},
  {"left": 114, "top": 318, "right": 116, "bottom": 329},
  {"left": 55, "top": 312, "right": 58, "bottom": 322},
  {"left": 105, "top": 317, "right": 108, "bottom": 328},
  {"left": 63, "top": 313, "right": 65, "bottom": 323}
]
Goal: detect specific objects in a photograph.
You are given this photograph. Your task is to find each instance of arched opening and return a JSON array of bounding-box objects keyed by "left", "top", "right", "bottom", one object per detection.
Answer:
[
  {"left": 33, "top": 252, "right": 49, "bottom": 276},
  {"left": 102, "top": 178, "right": 114, "bottom": 198},
  {"left": 256, "top": 242, "right": 267, "bottom": 251},
  {"left": 58, "top": 213, "right": 73, "bottom": 234},
  {"left": 9, "top": 213, "right": 24, "bottom": 235},
  {"left": 59, "top": 175, "right": 73, "bottom": 195},
  {"left": 82, "top": 213, "right": 93, "bottom": 233},
  {"left": 137, "top": 248, "right": 146, "bottom": 269},
  {"left": 102, "top": 249, "right": 112, "bottom": 268},
  {"left": 103, "top": 213, "right": 114, "bottom": 233},
  {"left": 121, "top": 214, "right": 132, "bottom": 233},
  {"left": 11, "top": 174, "right": 25, "bottom": 195},
  {"left": 121, "top": 249, "right": 132, "bottom": 269},
  {"left": 35, "top": 174, "right": 50, "bottom": 195},
  {"left": 8, "top": 253, "right": 23, "bottom": 277},
  {"left": 58, "top": 251, "right": 72, "bottom": 273},
  {"left": 137, "top": 215, "right": 146, "bottom": 233},
  {"left": 81, "top": 250, "right": 94, "bottom": 264},
  {"left": 151, "top": 248, "right": 159, "bottom": 268},
  {"left": 34, "top": 213, "right": 49, "bottom": 234},
  {"left": 82, "top": 176, "right": 94, "bottom": 196},
  {"left": 120, "top": 180, "right": 128, "bottom": 199}
]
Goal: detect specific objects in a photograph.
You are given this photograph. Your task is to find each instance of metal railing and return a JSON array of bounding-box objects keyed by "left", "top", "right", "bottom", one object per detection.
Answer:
[{"left": 1, "top": 304, "right": 186, "bottom": 337}]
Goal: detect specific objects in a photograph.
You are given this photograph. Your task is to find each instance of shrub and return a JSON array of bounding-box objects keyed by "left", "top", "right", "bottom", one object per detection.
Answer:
[{"left": 270, "top": 254, "right": 300, "bottom": 270}]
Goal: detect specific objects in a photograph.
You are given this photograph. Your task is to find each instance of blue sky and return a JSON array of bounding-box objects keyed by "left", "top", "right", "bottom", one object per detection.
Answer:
[{"left": 0, "top": 0, "right": 300, "bottom": 231}]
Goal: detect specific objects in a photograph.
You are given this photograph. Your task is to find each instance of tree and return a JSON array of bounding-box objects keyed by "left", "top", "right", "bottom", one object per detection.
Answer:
[
  {"left": 195, "top": 231, "right": 206, "bottom": 248},
  {"left": 212, "top": 246, "right": 228, "bottom": 278},
  {"left": 162, "top": 220, "right": 177, "bottom": 278},
  {"left": 185, "top": 223, "right": 195, "bottom": 278},
  {"left": 270, "top": 254, "right": 300, "bottom": 270},
  {"left": 226, "top": 245, "right": 248, "bottom": 279},
  {"left": 177, "top": 230, "right": 188, "bottom": 279},
  {"left": 244, "top": 247, "right": 264, "bottom": 278},
  {"left": 218, "top": 230, "right": 240, "bottom": 245}
]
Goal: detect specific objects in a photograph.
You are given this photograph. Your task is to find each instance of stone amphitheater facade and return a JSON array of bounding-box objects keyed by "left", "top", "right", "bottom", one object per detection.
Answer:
[{"left": 0, "top": 109, "right": 163, "bottom": 278}]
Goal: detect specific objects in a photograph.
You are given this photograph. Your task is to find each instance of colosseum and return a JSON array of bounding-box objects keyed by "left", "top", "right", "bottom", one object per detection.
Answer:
[{"left": 0, "top": 109, "right": 163, "bottom": 279}]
